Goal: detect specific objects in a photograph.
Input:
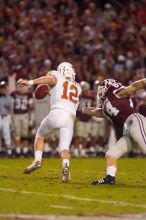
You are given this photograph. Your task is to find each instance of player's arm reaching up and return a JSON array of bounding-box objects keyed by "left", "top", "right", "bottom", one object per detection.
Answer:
[
  {"left": 17, "top": 71, "right": 57, "bottom": 86},
  {"left": 117, "top": 78, "right": 146, "bottom": 98},
  {"left": 82, "top": 107, "right": 105, "bottom": 118},
  {"left": 82, "top": 78, "right": 146, "bottom": 118}
]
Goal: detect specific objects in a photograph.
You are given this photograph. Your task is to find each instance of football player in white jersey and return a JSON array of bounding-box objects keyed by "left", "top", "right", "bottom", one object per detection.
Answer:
[{"left": 17, "top": 62, "right": 82, "bottom": 182}]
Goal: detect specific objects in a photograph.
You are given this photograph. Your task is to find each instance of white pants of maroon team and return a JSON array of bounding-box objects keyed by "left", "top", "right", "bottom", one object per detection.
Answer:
[
  {"left": 106, "top": 113, "right": 146, "bottom": 158},
  {"left": 0, "top": 115, "right": 11, "bottom": 148}
]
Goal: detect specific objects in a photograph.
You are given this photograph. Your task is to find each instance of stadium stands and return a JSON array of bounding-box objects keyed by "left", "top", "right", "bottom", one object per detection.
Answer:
[{"left": 0, "top": 0, "right": 146, "bottom": 157}]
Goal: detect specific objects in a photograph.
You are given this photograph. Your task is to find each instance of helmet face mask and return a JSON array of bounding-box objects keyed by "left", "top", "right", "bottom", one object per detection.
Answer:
[
  {"left": 97, "top": 85, "right": 107, "bottom": 107},
  {"left": 96, "top": 79, "right": 117, "bottom": 106},
  {"left": 57, "top": 62, "right": 76, "bottom": 80}
]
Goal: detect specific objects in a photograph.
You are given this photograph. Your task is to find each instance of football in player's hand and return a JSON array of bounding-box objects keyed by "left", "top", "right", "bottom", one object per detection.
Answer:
[{"left": 34, "top": 84, "right": 50, "bottom": 100}]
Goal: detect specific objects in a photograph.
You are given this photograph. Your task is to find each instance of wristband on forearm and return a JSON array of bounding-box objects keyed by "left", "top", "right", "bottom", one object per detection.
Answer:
[
  {"left": 143, "top": 78, "right": 146, "bottom": 85},
  {"left": 81, "top": 107, "right": 86, "bottom": 113},
  {"left": 28, "top": 80, "right": 34, "bottom": 86}
]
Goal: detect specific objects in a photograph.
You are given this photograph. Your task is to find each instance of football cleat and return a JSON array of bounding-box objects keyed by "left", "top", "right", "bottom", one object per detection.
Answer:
[
  {"left": 62, "top": 163, "right": 71, "bottom": 183},
  {"left": 23, "top": 161, "right": 41, "bottom": 174},
  {"left": 92, "top": 175, "right": 115, "bottom": 185}
]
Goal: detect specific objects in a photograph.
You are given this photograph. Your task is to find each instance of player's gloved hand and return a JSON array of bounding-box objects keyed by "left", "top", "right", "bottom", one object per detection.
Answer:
[{"left": 82, "top": 107, "right": 96, "bottom": 115}]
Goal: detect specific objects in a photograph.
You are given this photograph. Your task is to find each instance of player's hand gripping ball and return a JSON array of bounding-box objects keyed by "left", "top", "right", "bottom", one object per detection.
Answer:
[{"left": 34, "top": 84, "right": 50, "bottom": 100}]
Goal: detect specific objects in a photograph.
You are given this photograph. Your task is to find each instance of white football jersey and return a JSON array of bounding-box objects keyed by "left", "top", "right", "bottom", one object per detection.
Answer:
[{"left": 50, "top": 70, "right": 82, "bottom": 115}]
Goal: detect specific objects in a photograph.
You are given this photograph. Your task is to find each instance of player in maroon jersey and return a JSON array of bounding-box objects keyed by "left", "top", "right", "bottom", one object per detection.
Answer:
[
  {"left": 11, "top": 85, "right": 34, "bottom": 156},
  {"left": 82, "top": 78, "right": 146, "bottom": 184}
]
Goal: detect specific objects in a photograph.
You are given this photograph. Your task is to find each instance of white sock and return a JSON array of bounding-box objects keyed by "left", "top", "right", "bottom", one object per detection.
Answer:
[
  {"left": 34, "top": 151, "right": 43, "bottom": 162},
  {"left": 106, "top": 166, "right": 117, "bottom": 177},
  {"left": 23, "top": 147, "right": 28, "bottom": 154},
  {"left": 7, "top": 149, "right": 12, "bottom": 155},
  {"left": 16, "top": 147, "right": 21, "bottom": 154},
  {"left": 62, "top": 159, "right": 70, "bottom": 167}
]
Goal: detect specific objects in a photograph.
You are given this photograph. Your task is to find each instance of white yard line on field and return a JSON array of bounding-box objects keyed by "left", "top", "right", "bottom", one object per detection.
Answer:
[
  {"left": 50, "top": 205, "right": 73, "bottom": 209},
  {"left": 0, "top": 187, "right": 146, "bottom": 209}
]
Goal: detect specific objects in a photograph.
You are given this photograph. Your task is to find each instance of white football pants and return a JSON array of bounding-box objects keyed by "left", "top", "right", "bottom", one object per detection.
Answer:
[
  {"left": 36, "top": 109, "right": 75, "bottom": 152},
  {"left": 106, "top": 113, "right": 146, "bottom": 158}
]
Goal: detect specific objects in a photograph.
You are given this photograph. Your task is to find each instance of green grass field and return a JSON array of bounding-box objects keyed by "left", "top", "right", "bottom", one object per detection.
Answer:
[{"left": 0, "top": 158, "right": 146, "bottom": 217}]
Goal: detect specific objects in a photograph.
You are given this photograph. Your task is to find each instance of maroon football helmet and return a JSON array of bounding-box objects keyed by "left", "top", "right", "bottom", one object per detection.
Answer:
[{"left": 97, "top": 79, "right": 119, "bottom": 107}]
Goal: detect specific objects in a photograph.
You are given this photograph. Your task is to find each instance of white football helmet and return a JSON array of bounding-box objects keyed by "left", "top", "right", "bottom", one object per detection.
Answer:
[
  {"left": 57, "top": 62, "right": 76, "bottom": 80},
  {"left": 80, "top": 81, "right": 90, "bottom": 91}
]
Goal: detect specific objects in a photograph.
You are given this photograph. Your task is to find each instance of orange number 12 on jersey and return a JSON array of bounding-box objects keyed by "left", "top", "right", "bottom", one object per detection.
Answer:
[{"left": 61, "top": 81, "right": 78, "bottom": 104}]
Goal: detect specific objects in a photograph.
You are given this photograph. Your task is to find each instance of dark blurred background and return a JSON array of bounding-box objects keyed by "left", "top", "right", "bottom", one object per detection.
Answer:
[{"left": 0, "top": 0, "right": 146, "bottom": 158}]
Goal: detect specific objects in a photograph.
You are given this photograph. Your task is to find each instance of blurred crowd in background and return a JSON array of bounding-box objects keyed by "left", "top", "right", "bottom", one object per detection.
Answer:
[{"left": 0, "top": 0, "right": 146, "bottom": 158}]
